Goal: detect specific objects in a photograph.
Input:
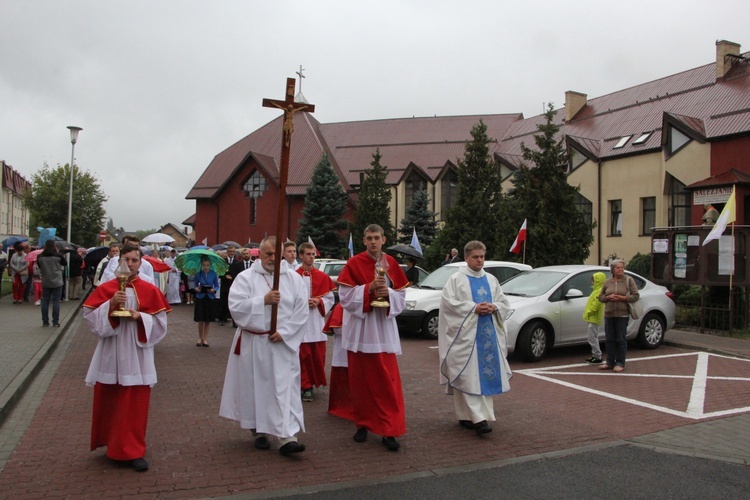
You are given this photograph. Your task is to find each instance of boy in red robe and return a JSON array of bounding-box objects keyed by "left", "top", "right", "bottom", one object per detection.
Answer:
[
  {"left": 336, "top": 224, "right": 409, "bottom": 451},
  {"left": 83, "top": 245, "right": 171, "bottom": 472}
]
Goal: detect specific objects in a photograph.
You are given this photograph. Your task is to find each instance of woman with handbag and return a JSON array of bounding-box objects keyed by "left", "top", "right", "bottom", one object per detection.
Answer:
[{"left": 597, "top": 259, "right": 639, "bottom": 372}]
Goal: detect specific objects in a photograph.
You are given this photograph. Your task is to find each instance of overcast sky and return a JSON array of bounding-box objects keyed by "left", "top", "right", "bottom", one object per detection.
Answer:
[{"left": 1, "top": 1, "right": 748, "bottom": 235}]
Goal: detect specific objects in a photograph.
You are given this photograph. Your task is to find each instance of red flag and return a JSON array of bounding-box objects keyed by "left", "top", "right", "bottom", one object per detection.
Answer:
[
  {"left": 308, "top": 236, "right": 320, "bottom": 256},
  {"left": 509, "top": 219, "right": 527, "bottom": 254}
]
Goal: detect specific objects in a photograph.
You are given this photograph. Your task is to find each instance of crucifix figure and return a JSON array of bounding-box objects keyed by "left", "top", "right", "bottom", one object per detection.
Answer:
[{"left": 261, "top": 78, "right": 315, "bottom": 333}]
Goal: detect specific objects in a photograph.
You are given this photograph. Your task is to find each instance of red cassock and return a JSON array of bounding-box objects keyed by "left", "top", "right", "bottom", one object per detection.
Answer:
[
  {"left": 323, "top": 304, "right": 355, "bottom": 421},
  {"left": 296, "top": 267, "right": 337, "bottom": 389},
  {"left": 83, "top": 278, "right": 170, "bottom": 461},
  {"left": 336, "top": 252, "right": 409, "bottom": 436}
]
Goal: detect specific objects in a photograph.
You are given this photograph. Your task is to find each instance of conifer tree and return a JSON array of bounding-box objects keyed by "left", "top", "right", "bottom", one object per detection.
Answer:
[
  {"left": 499, "top": 104, "right": 594, "bottom": 267},
  {"left": 428, "top": 120, "right": 503, "bottom": 268},
  {"left": 397, "top": 189, "right": 436, "bottom": 247},
  {"left": 351, "top": 149, "right": 395, "bottom": 253},
  {"left": 296, "top": 154, "right": 349, "bottom": 258}
]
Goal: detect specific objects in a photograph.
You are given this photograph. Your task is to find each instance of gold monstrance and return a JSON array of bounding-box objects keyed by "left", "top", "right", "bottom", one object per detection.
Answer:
[
  {"left": 370, "top": 254, "right": 390, "bottom": 308},
  {"left": 110, "top": 258, "right": 133, "bottom": 318}
]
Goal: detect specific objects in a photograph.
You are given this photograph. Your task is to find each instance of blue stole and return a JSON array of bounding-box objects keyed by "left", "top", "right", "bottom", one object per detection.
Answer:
[{"left": 469, "top": 274, "right": 504, "bottom": 395}]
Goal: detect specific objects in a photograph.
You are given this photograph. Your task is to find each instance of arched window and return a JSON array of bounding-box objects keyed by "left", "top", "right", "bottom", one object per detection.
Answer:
[{"left": 244, "top": 171, "right": 268, "bottom": 225}]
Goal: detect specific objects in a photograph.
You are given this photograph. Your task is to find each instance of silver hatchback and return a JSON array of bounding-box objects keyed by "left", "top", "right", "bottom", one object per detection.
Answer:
[{"left": 501, "top": 265, "right": 676, "bottom": 362}]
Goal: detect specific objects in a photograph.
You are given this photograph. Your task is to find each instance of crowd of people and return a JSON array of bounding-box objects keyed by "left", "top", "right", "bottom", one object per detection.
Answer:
[{"left": 11, "top": 227, "right": 627, "bottom": 475}]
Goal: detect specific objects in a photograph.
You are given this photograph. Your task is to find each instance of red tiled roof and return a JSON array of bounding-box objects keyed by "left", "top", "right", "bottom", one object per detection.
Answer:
[
  {"left": 687, "top": 168, "right": 750, "bottom": 188},
  {"left": 188, "top": 52, "right": 750, "bottom": 201}
]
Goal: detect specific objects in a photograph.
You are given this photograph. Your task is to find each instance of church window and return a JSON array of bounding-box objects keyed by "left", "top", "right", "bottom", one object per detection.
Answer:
[
  {"left": 569, "top": 147, "right": 587, "bottom": 172},
  {"left": 405, "top": 171, "right": 428, "bottom": 209},
  {"left": 667, "top": 127, "right": 691, "bottom": 155},
  {"left": 440, "top": 169, "right": 458, "bottom": 218},
  {"left": 609, "top": 200, "right": 622, "bottom": 236},
  {"left": 574, "top": 192, "right": 593, "bottom": 230},
  {"left": 668, "top": 177, "right": 691, "bottom": 227},
  {"left": 641, "top": 197, "right": 656, "bottom": 235},
  {"left": 244, "top": 170, "right": 268, "bottom": 225}
]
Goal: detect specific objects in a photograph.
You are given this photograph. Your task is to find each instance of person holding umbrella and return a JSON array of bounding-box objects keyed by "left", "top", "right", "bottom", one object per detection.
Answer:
[{"left": 193, "top": 256, "right": 219, "bottom": 347}]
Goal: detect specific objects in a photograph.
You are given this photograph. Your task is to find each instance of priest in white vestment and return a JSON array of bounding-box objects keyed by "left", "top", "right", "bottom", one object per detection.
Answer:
[
  {"left": 219, "top": 236, "right": 309, "bottom": 455},
  {"left": 438, "top": 240, "right": 512, "bottom": 436}
]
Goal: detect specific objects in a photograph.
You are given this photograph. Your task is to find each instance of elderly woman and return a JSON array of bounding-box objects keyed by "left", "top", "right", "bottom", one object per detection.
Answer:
[{"left": 597, "top": 259, "right": 639, "bottom": 372}]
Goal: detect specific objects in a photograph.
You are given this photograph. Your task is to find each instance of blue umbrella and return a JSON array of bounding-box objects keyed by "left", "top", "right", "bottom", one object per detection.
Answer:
[
  {"left": 1, "top": 236, "right": 28, "bottom": 251},
  {"left": 175, "top": 248, "right": 228, "bottom": 276}
]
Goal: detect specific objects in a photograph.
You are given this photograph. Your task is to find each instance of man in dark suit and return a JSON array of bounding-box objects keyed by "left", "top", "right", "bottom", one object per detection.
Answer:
[
  {"left": 218, "top": 245, "right": 238, "bottom": 326},
  {"left": 225, "top": 247, "right": 252, "bottom": 328}
]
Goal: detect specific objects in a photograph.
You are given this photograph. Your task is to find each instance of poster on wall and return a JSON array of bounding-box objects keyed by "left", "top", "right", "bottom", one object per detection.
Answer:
[
  {"left": 653, "top": 239, "right": 669, "bottom": 253},
  {"left": 718, "top": 235, "right": 735, "bottom": 275},
  {"left": 673, "top": 234, "right": 688, "bottom": 278}
]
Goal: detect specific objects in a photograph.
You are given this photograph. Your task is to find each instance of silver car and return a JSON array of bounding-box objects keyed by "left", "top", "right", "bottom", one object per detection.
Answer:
[{"left": 502, "top": 265, "right": 676, "bottom": 362}]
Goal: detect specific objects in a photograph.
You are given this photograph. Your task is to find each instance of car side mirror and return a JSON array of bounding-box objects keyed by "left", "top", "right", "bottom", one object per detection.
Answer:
[{"left": 565, "top": 288, "right": 584, "bottom": 299}]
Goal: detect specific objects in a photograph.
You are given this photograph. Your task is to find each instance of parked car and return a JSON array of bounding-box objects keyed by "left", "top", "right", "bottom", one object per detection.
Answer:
[
  {"left": 501, "top": 265, "right": 676, "bottom": 362},
  {"left": 400, "top": 264, "right": 429, "bottom": 286},
  {"left": 313, "top": 259, "right": 348, "bottom": 284},
  {"left": 397, "top": 261, "right": 532, "bottom": 339}
]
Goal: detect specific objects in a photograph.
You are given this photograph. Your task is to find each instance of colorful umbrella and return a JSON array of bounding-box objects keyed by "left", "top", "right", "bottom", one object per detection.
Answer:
[
  {"left": 24, "top": 249, "right": 44, "bottom": 262},
  {"left": 174, "top": 248, "right": 228, "bottom": 276}
]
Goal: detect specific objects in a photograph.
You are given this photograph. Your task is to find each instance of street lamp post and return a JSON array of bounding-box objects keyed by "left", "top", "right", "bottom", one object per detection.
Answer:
[{"left": 66, "top": 126, "right": 82, "bottom": 301}]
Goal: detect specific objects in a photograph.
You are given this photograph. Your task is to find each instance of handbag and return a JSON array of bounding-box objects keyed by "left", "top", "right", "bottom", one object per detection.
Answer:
[{"left": 626, "top": 277, "right": 643, "bottom": 319}]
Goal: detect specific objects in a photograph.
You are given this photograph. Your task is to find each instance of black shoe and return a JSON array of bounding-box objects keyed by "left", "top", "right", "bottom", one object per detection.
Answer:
[
  {"left": 474, "top": 421, "right": 492, "bottom": 436},
  {"left": 254, "top": 436, "right": 270, "bottom": 450},
  {"left": 301, "top": 389, "right": 313, "bottom": 402},
  {"left": 131, "top": 458, "right": 148, "bottom": 472},
  {"left": 382, "top": 436, "right": 400, "bottom": 451},
  {"left": 585, "top": 356, "right": 603, "bottom": 364},
  {"left": 353, "top": 427, "right": 368, "bottom": 442},
  {"left": 279, "top": 441, "right": 305, "bottom": 455},
  {"left": 53, "top": 323, "right": 60, "bottom": 327},
  {"left": 459, "top": 420, "right": 474, "bottom": 429}
]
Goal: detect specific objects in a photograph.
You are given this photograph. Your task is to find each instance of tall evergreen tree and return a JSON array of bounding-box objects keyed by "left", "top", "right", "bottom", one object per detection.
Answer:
[
  {"left": 296, "top": 154, "right": 349, "bottom": 258},
  {"left": 351, "top": 148, "right": 395, "bottom": 253},
  {"left": 397, "top": 189, "right": 436, "bottom": 248},
  {"left": 499, "top": 103, "right": 594, "bottom": 267},
  {"left": 428, "top": 120, "right": 503, "bottom": 268},
  {"left": 24, "top": 162, "right": 107, "bottom": 246}
]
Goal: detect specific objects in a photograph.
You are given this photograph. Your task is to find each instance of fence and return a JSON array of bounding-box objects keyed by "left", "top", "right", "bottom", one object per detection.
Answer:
[{"left": 674, "top": 286, "right": 749, "bottom": 332}]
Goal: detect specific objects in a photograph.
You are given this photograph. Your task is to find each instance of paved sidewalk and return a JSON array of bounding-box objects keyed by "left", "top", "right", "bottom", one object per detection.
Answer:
[{"left": 0, "top": 293, "right": 748, "bottom": 497}]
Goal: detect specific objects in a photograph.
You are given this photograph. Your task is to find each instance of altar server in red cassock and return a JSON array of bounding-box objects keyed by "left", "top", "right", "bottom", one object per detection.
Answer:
[
  {"left": 336, "top": 224, "right": 409, "bottom": 451},
  {"left": 83, "top": 245, "right": 171, "bottom": 472},
  {"left": 296, "top": 242, "right": 337, "bottom": 402},
  {"left": 323, "top": 303, "right": 355, "bottom": 421}
]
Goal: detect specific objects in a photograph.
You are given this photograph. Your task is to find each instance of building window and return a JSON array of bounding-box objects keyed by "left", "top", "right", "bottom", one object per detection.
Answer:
[
  {"left": 610, "top": 200, "right": 622, "bottom": 236},
  {"left": 574, "top": 192, "right": 593, "bottom": 229},
  {"left": 633, "top": 131, "right": 652, "bottom": 145},
  {"left": 613, "top": 136, "right": 631, "bottom": 149},
  {"left": 441, "top": 169, "right": 458, "bottom": 218},
  {"left": 641, "top": 197, "right": 656, "bottom": 235},
  {"left": 668, "top": 178, "right": 691, "bottom": 227},
  {"left": 569, "top": 147, "right": 587, "bottom": 172},
  {"left": 244, "top": 170, "right": 268, "bottom": 225},
  {"left": 405, "top": 171, "right": 428, "bottom": 210},
  {"left": 667, "top": 127, "right": 691, "bottom": 155}
]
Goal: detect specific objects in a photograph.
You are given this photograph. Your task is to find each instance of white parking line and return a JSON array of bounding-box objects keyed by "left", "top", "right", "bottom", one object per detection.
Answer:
[{"left": 515, "top": 352, "right": 750, "bottom": 420}]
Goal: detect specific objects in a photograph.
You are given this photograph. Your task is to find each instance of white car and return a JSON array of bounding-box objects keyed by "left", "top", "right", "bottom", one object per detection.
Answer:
[
  {"left": 397, "top": 261, "right": 532, "bottom": 339},
  {"left": 501, "top": 265, "right": 676, "bottom": 362}
]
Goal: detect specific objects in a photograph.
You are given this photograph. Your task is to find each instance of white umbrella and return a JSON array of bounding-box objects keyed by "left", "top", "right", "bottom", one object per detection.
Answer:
[{"left": 142, "top": 233, "right": 175, "bottom": 244}]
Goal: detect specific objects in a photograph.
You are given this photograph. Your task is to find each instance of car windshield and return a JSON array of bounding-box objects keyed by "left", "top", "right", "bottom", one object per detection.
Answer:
[
  {"left": 501, "top": 270, "right": 569, "bottom": 297},
  {"left": 418, "top": 266, "right": 460, "bottom": 290}
]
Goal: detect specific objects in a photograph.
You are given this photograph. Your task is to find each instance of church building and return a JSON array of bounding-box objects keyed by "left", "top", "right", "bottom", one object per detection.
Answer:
[{"left": 187, "top": 39, "right": 750, "bottom": 266}]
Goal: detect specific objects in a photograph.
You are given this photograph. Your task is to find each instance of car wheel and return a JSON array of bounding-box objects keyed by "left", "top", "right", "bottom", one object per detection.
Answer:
[
  {"left": 516, "top": 320, "right": 550, "bottom": 362},
  {"left": 422, "top": 311, "right": 439, "bottom": 340},
  {"left": 636, "top": 312, "right": 665, "bottom": 349}
]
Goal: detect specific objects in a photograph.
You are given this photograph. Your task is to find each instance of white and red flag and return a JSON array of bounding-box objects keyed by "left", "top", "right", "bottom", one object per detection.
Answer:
[
  {"left": 509, "top": 219, "right": 527, "bottom": 254},
  {"left": 308, "top": 236, "right": 320, "bottom": 256}
]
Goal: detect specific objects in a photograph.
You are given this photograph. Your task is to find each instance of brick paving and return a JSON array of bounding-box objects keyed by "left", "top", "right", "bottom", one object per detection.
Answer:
[{"left": 1, "top": 293, "right": 749, "bottom": 498}]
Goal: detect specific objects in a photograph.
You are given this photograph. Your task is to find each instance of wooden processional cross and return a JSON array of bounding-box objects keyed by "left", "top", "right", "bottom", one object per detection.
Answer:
[{"left": 262, "top": 77, "right": 315, "bottom": 333}]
